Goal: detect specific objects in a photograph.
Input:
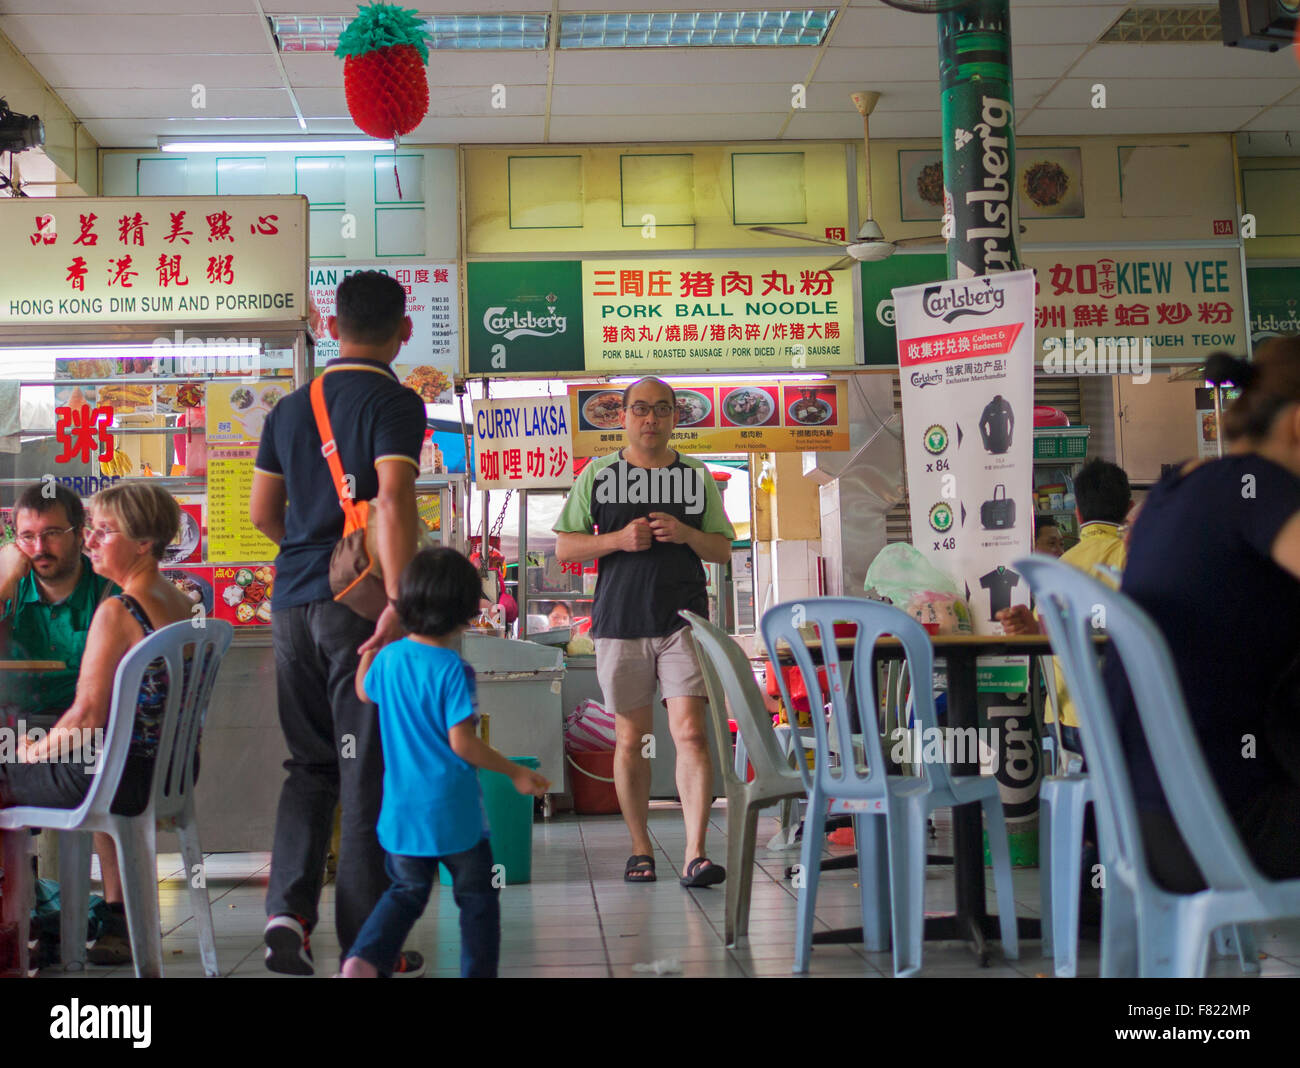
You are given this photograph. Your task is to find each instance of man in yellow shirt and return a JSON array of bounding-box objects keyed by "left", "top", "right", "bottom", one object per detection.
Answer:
[{"left": 998, "top": 460, "right": 1132, "bottom": 757}]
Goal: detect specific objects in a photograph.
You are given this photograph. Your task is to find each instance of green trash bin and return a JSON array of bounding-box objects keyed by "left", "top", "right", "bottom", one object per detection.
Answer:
[{"left": 439, "top": 756, "right": 538, "bottom": 887}]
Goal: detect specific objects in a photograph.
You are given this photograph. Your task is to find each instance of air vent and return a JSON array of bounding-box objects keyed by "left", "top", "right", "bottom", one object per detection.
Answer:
[{"left": 1099, "top": 5, "right": 1222, "bottom": 43}]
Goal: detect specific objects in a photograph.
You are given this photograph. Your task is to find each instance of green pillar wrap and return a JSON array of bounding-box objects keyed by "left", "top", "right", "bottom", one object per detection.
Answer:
[{"left": 939, "top": 0, "right": 1020, "bottom": 280}]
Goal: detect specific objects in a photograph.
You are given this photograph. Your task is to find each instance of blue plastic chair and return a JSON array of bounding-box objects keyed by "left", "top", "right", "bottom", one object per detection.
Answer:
[
  {"left": 1014, "top": 557, "right": 1288, "bottom": 977},
  {"left": 761, "top": 598, "right": 1019, "bottom": 977},
  {"left": 0, "top": 619, "right": 233, "bottom": 977}
]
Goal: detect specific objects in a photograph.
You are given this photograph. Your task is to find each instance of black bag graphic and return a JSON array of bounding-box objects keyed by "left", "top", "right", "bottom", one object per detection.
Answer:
[{"left": 980, "top": 485, "right": 1015, "bottom": 530}]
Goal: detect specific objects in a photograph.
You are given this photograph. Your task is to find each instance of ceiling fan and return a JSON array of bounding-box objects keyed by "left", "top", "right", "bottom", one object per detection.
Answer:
[{"left": 751, "top": 90, "right": 945, "bottom": 270}]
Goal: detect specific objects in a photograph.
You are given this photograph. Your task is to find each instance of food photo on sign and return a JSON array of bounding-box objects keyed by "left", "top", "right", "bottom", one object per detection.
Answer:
[{"left": 213, "top": 565, "right": 275, "bottom": 626}]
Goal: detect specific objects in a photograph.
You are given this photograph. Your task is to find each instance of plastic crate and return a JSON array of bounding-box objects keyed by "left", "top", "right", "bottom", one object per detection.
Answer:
[{"left": 1033, "top": 426, "right": 1090, "bottom": 461}]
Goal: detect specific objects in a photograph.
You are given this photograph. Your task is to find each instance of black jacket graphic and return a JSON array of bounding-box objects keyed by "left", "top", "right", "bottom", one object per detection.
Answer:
[{"left": 979, "top": 395, "right": 1014, "bottom": 454}]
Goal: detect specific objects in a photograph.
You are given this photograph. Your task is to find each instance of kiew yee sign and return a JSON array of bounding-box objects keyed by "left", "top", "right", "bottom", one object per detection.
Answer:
[{"left": 0, "top": 196, "right": 308, "bottom": 325}]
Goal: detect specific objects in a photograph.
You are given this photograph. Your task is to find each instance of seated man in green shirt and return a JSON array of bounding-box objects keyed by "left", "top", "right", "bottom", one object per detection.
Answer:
[
  {"left": 0, "top": 482, "right": 129, "bottom": 965},
  {"left": 1, "top": 483, "right": 117, "bottom": 723}
]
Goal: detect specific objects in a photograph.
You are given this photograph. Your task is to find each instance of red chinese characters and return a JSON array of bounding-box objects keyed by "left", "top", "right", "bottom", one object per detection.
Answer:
[
  {"left": 206, "top": 255, "right": 235, "bottom": 285},
  {"left": 157, "top": 254, "right": 189, "bottom": 287},
  {"left": 107, "top": 256, "right": 138, "bottom": 288},
  {"left": 66, "top": 257, "right": 89, "bottom": 292},
  {"left": 117, "top": 213, "right": 147, "bottom": 247},
  {"left": 30, "top": 215, "right": 56, "bottom": 246},
  {"left": 73, "top": 213, "right": 98, "bottom": 247},
  {"left": 206, "top": 211, "right": 234, "bottom": 242},
  {"left": 164, "top": 211, "right": 193, "bottom": 245},
  {"left": 55, "top": 404, "right": 115, "bottom": 465}
]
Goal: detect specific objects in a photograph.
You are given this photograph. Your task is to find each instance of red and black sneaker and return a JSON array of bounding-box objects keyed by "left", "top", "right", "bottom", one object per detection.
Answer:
[
  {"left": 391, "top": 950, "right": 426, "bottom": 978},
  {"left": 265, "top": 914, "right": 314, "bottom": 976}
]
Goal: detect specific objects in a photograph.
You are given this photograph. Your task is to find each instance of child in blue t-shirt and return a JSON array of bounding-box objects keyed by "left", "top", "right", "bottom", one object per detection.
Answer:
[{"left": 342, "top": 548, "right": 550, "bottom": 978}]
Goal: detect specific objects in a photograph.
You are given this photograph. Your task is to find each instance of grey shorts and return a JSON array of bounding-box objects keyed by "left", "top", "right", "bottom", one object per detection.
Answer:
[{"left": 594, "top": 627, "right": 707, "bottom": 716}]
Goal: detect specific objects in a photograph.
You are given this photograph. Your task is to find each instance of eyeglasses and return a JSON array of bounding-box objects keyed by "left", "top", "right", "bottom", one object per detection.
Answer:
[
  {"left": 82, "top": 524, "right": 123, "bottom": 543},
  {"left": 628, "top": 402, "right": 674, "bottom": 418},
  {"left": 15, "top": 526, "right": 77, "bottom": 547}
]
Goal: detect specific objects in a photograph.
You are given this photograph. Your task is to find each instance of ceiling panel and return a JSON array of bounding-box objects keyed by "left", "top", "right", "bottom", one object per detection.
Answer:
[
  {"left": 1035, "top": 77, "right": 1299, "bottom": 111},
  {"left": 1008, "top": 4, "right": 1125, "bottom": 45},
  {"left": 547, "top": 113, "right": 783, "bottom": 142},
  {"left": 0, "top": 14, "right": 268, "bottom": 54},
  {"left": 54, "top": 86, "right": 296, "bottom": 120},
  {"left": 1008, "top": 44, "right": 1092, "bottom": 79},
  {"left": 1072, "top": 42, "right": 1300, "bottom": 79},
  {"left": 1017, "top": 106, "right": 1263, "bottom": 135},
  {"left": 1245, "top": 107, "right": 1300, "bottom": 131},
  {"left": 406, "top": 115, "right": 546, "bottom": 143},
  {"left": 34, "top": 52, "right": 284, "bottom": 90},
  {"left": 550, "top": 82, "right": 795, "bottom": 116},
  {"left": 0, "top": 0, "right": 255, "bottom": 12},
  {"left": 828, "top": 7, "right": 938, "bottom": 49},
  {"left": 815, "top": 46, "right": 938, "bottom": 83},
  {"left": 425, "top": 84, "right": 548, "bottom": 117}
]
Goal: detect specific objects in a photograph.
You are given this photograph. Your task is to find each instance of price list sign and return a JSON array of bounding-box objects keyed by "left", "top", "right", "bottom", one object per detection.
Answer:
[{"left": 207, "top": 446, "right": 276, "bottom": 561}]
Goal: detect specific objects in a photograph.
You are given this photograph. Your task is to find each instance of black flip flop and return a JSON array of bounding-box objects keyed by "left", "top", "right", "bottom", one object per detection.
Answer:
[
  {"left": 680, "top": 857, "right": 726, "bottom": 888},
  {"left": 625, "top": 854, "right": 657, "bottom": 883}
]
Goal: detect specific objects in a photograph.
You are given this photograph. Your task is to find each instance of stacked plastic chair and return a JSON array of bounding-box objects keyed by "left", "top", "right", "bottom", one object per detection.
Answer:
[
  {"left": 1015, "top": 557, "right": 1289, "bottom": 977},
  {"left": 761, "top": 598, "right": 1018, "bottom": 977}
]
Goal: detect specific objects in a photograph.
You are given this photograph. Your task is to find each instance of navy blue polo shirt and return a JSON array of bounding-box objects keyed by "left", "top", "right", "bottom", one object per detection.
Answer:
[
  {"left": 254, "top": 358, "right": 425, "bottom": 611},
  {"left": 1105, "top": 454, "right": 1300, "bottom": 816}
]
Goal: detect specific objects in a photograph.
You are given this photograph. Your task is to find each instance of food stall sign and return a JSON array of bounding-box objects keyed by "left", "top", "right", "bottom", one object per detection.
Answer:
[
  {"left": 309, "top": 262, "right": 458, "bottom": 404},
  {"left": 581, "top": 257, "right": 855, "bottom": 371},
  {"left": 466, "top": 258, "right": 858, "bottom": 374},
  {"left": 472, "top": 396, "right": 575, "bottom": 490},
  {"left": 0, "top": 196, "right": 308, "bottom": 325},
  {"left": 567, "top": 379, "right": 850, "bottom": 458},
  {"left": 864, "top": 248, "right": 1245, "bottom": 367}
]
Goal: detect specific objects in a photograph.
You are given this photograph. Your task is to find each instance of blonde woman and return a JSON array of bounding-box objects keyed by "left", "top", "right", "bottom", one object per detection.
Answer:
[{"left": 0, "top": 481, "right": 192, "bottom": 963}]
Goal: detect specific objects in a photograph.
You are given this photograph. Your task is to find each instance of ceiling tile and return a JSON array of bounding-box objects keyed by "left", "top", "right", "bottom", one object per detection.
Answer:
[
  {"left": 1009, "top": 44, "right": 1092, "bottom": 79},
  {"left": 551, "top": 82, "right": 795, "bottom": 116},
  {"left": 1008, "top": 4, "right": 1126, "bottom": 45},
  {"left": 0, "top": 13, "right": 269, "bottom": 54},
  {"left": 1071, "top": 42, "right": 1300, "bottom": 79},
  {"left": 1244, "top": 107, "right": 1300, "bottom": 131},
  {"left": 408, "top": 115, "right": 546, "bottom": 143},
  {"left": 1017, "top": 106, "right": 1263, "bottom": 135},
  {"left": 53, "top": 86, "right": 296, "bottom": 120},
  {"left": 34, "top": 52, "right": 283, "bottom": 90},
  {"left": 546, "top": 113, "right": 783, "bottom": 142},
  {"left": 816, "top": 46, "right": 939, "bottom": 83},
  {"left": 1034, "top": 77, "right": 1298, "bottom": 110},
  {"left": 828, "top": 7, "right": 938, "bottom": 49},
  {"left": 286, "top": 51, "right": 551, "bottom": 89}
]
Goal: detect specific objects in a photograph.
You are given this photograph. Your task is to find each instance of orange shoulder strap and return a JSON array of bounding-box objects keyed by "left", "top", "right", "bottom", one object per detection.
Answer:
[{"left": 309, "top": 376, "right": 364, "bottom": 531}]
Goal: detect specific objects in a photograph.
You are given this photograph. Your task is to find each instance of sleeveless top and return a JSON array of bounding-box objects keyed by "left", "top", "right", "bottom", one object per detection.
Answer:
[{"left": 116, "top": 593, "right": 173, "bottom": 762}]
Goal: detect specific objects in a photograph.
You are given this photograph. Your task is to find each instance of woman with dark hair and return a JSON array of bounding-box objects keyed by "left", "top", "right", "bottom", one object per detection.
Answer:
[{"left": 1106, "top": 339, "right": 1300, "bottom": 891}]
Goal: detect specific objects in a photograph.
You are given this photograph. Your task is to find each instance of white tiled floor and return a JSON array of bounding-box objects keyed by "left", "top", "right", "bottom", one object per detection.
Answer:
[{"left": 38, "top": 802, "right": 1300, "bottom": 978}]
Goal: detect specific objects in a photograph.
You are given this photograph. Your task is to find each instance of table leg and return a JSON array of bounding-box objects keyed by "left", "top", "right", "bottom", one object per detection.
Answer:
[{"left": 944, "top": 650, "right": 987, "bottom": 930}]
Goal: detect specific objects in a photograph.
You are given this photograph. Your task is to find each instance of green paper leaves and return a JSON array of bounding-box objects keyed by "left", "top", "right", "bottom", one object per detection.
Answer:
[{"left": 335, "top": 2, "right": 430, "bottom": 65}]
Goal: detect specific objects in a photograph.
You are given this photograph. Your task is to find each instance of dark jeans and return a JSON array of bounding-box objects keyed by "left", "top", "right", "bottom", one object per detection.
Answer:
[
  {"left": 349, "top": 838, "right": 499, "bottom": 978},
  {"left": 1139, "top": 782, "right": 1300, "bottom": 893},
  {"left": 266, "top": 599, "right": 387, "bottom": 958}
]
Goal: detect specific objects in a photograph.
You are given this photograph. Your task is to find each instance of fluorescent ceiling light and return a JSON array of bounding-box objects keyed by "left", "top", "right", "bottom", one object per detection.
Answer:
[
  {"left": 271, "top": 13, "right": 549, "bottom": 52},
  {"left": 558, "top": 10, "right": 837, "bottom": 48},
  {"left": 159, "top": 139, "right": 393, "bottom": 153}
]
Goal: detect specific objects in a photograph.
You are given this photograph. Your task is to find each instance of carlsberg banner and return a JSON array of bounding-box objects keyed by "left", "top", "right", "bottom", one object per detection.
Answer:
[{"left": 893, "top": 269, "right": 1035, "bottom": 654}]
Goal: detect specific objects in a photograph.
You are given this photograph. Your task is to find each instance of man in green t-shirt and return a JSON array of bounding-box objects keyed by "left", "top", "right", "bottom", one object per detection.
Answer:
[
  {"left": 0, "top": 483, "right": 116, "bottom": 724},
  {"left": 554, "top": 377, "right": 735, "bottom": 888}
]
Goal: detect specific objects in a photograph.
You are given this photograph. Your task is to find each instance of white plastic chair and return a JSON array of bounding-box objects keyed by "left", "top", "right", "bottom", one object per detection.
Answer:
[
  {"left": 761, "top": 598, "right": 1019, "bottom": 977},
  {"left": 0, "top": 619, "right": 233, "bottom": 977},
  {"left": 680, "top": 611, "right": 807, "bottom": 946},
  {"left": 1015, "top": 557, "right": 1283, "bottom": 977}
]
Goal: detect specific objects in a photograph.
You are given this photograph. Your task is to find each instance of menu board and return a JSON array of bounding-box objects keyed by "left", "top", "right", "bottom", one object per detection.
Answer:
[
  {"left": 162, "top": 565, "right": 214, "bottom": 618},
  {"left": 205, "top": 379, "right": 289, "bottom": 446},
  {"left": 309, "top": 262, "right": 458, "bottom": 404},
  {"left": 567, "top": 380, "right": 849, "bottom": 458},
  {"left": 206, "top": 446, "right": 276, "bottom": 563}
]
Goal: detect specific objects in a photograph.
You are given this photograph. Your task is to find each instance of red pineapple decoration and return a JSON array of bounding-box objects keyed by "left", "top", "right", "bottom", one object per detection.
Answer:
[{"left": 336, "top": 3, "right": 431, "bottom": 141}]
